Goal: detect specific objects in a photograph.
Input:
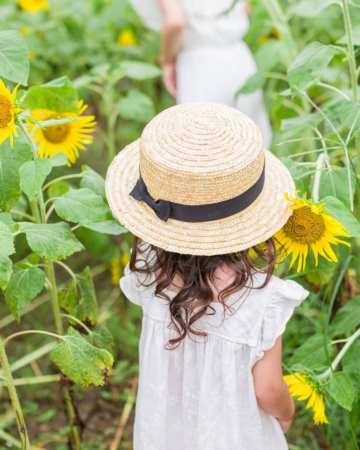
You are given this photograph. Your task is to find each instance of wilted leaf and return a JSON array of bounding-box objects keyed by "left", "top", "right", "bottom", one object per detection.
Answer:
[
  {"left": 326, "top": 372, "right": 356, "bottom": 411},
  {"left": 51, "top": 327, "right": 113, "bottom": 387},
  {"left": 0, "top": 141, "right": 33, "bottom": 211},
  {"left": 119, "top": 60, "right": 162, "bottom": 80},
  {"left": 19, "top": 159, "right": 52, "bottom": 201},
  {"left": 117, "top": 89, "right": 155, "bottom": 123},
  {"left": 76, "top": 267, "right": 98, "bottom": 325},
  {"left": 0, "top": 255, "right": 12, "bottom": 290},
  {"left": 0, "top": 30, "right": 29, "bottom": 84},
  {"left": 5, "top": 266, "right": 45, "bottom": 320},
  {"left": 20, "top": 222, "right": 84, "bottom": 261}
]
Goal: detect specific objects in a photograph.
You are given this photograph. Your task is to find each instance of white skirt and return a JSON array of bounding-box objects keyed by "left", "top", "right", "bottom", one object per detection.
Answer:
[{"left": 176, "top": 42, "right": 272, "bottom": 147}]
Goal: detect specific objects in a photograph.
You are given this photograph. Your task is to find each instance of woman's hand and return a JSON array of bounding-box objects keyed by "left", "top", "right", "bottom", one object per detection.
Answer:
[{"left": 162, "top": 62, "right": 177, "bottom": 97}]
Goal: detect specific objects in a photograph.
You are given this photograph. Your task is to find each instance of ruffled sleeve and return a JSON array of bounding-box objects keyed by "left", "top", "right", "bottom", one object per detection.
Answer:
[
  {"left": 119, "top": 263, "right": 155, "bottom": 306},
  {"left": 128, "top": 0, "right": 164, "bottom": 32},
  {"left": 260, "top": 278, "right": 309, "bottom": 353}
]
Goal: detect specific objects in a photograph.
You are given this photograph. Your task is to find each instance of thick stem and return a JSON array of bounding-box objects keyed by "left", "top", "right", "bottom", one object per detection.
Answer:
[
  {"left": 341, "top": 0, "right": 358, "bottom": 102},
  {"left": 0, "top": 339, "right": 31, "bottom": 450}
]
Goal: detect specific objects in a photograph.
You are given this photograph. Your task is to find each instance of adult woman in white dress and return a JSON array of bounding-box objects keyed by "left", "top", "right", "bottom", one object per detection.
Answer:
[{"left": 129, "top": 0, "right": 272, "bottom": 146}]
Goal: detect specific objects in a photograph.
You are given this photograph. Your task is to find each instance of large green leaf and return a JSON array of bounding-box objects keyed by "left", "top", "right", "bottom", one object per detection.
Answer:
[
  {"left": 76, "top": 267, "right": 98, "bottom": 325},
  {"left": 237, "top": 72, "right": 265, "bottom": 96},
  {"left": 117, "top": 89, "right": 155, "bottom": 123},
  {"left": 19, "top": 159, "right": 52, "bottom": 201},
  {"left": 289, "top": 335, "right": 334, "bottom": 370},
  {"left": 0, "top": 141, "right": 33, "bottom": 211},
  {"left": 80, "top": 166, "right": 105, "bottom": 197},
  {"left": 22, "top": 80, "right": 79, "bottom": 113},
  {"left": 291, "top": 0, "right": 340, "bottom": 17},
  {"left": 331, "top": 296, "right": 360, "bottom": 336},
  {"left": 50, "top": 327, "right": 113, "bottom": 387},
  {"left": 326, "top": 372, "right": 356, "bottom": 411},
  {"left": 323, "top": 196, "right": 360, "bottom": 238},
  {"left": 0, "top": 255, "right": 12, "bottom": 290},
  {"left": 89, "top": 325, "right": 115, "bottom": 355},
  {"left": 20, "top": 222, "right": 84, "bottom": 261},
  {"left": 54, "top": 188, "right": 109, "bottom": 225},
  {"left": 83, "top": 220, "right": 127, "bottom": 235},
  {"left": 5, "top": 266, "right": 45, "bottom": 321},
  {"left": 0, "top": 222, "right": 14, "bottom": 257},
  {"left": 288, "top": 42, "right": 339, "bottom": 90},
  {"left": 319, "top": 168, "right": 356, "bottom": 210},
  {"left": 0, "top": 30, "right": 29, "bottom": 84},
  {"left": 119, "top": 60, "right": 162, "bottom": 80}
]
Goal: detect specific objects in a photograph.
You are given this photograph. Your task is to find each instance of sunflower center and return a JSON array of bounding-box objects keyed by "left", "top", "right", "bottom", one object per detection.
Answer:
[
  {"left": 0, "top": 94, "right": 13, "bottom": 128},
  {"left": 43, "top": 122, "right": 70, "bottom": 143},
  {"left": 283, "top": 206, "right": 326, "bottom": 244}
]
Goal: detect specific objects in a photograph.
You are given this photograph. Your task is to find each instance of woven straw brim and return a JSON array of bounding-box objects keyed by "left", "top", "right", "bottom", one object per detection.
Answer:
[{"left": 105, "top": 141, "right": 295, "bottom": 255}]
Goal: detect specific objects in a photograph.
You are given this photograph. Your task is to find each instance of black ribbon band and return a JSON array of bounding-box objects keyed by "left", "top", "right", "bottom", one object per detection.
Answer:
[{"left": 130, "top": 164, "right": 266, "bottom": 223}]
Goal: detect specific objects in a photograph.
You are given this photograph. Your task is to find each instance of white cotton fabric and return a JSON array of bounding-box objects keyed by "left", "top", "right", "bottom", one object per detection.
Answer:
[
  {"left": 129, "top": 0, "right": 272, "bottom": 146},
  {"left": 120, "top": 264, "right": 309, "bottom": 450}
]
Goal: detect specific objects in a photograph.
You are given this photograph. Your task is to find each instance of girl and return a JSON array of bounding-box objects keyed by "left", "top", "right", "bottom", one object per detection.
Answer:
[
  {"left": 105, "top": 103, "right": 309, "bottom": 450},
  {"left": 129, "top": 0, "right": 272, "bottom": 146}
]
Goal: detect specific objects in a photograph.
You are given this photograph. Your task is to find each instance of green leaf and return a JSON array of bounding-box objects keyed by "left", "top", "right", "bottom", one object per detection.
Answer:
[
  {"left": 48, "top": 181, "right": 70, "bottom": 199},
  {"left": 0, "top": 255, "right": 12, "bottom": 290},
  {"left": 49, "top": 153, "right": 68, "bottom": 167},
  {"left": 0, "top": 222, "right": 14, "bottom": 257},
  {"left": 342, "top": 340, "right": 360, "bottom": 380},
  {"left": 19, "top": 159, "right": 52, "bottom": 201},
  {"left": 0, "top": 30, "right": 29, "bottom": 85},
  {"left": 89, "top": 325, "right": 115, "bottom": 355},
  {"left": 59, "top": 281, "right": 78, "bottom": 313},
  {"left": 331, "top": 296, "right": 360, "bottom": 336},
  {"left": 80, "top": 166, "right": 105, "bottom": 197},
  {"left": 54, "top": 188, "right": 109, "bottom": 225},
  {"left": 22, "top": 81, "right": 79, "bottom": 113},
  {"left": 288, "top": 42, "right": 339, "bottom": 90},
  {"left": 5, "top": 266, "right": 45, "bottom": 321},
  {"left": 50, "top": 327, "right": 113, "bottom": 387},
  {"left": 291, "top": 0, "right": 340, "bottom": 17},
  {"left": 323, "top": 196, "right": 360, "bottom": 238},
  {"left": 20, "top": 222, "right": 84, "bottom": 261},
  {"left": 326, "top": 372, "right": 356, "bottom": 411},
  {"left": 76, "top": 267, "right": 98, "bottom": 325},
  {"left": 289, "top": 335, "right": 334, "bottom": 370},
  {"left": 83, "top": 220, "right": 127, "bottom": 235},
  {"left": 119, "top": 60, "right": 162, "bottom": 80},
  {"left": 117, "top": 89, "right": 155, "bottom": 123},
  {"left": 236, "top": 72, "right": 265, "bottom": 96},
  {"left": 319, "top": 168, "right": 356, "bottom": 210},
  {"left": 338, "top": 26, "right": 360, "bottom": 46},
  {"left": 0, "top": 141, "right": 33, "bottom": 211}
]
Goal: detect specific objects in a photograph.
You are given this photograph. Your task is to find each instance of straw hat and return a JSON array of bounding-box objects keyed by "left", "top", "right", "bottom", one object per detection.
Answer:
[{"left": 105, "top": 103, "right": 295, "bottom": 255}]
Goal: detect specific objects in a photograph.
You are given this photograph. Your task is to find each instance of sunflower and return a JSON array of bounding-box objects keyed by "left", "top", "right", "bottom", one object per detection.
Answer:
[
  {"left": 0, "top": 80, "right": 20, "bottom": 147},
  {"left": 117, "top": 29, "right": 137, "bottom": 47},
  {"left": 18, "top": 0, "right": 48, "bottom": 13},
  {"left": 284, "top": 373, "right": 328, "bottom": 425},
  {"left": 275, "top": 195, "right": 350, "bottom": 272},
  {"left": 30, "top": 101, "right": 96, "bottom": 165}
]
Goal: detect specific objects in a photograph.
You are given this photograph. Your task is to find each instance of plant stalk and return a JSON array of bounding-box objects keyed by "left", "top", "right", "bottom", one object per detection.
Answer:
[
  {"left": 0, "top": 338, "right": 31, "bottom": 450},
  {"left": 341, "top": 0, "right": 358, "bottom": 102}
]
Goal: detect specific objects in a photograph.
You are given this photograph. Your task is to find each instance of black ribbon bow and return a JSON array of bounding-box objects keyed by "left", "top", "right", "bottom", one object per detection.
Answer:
[{"left": 130, "top": 177, "right": 172, "bottom": 221}]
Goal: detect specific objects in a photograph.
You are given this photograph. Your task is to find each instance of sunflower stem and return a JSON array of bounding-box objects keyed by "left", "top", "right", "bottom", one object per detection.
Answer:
[
  {"left": 319, "top": 328, "right": 360, "bottom": 380},
  {"left": 0, "top": 338, "right": 31, "bottom": 450},
  {"left": 341, "top": 0, "right": 358, "bottom": 102}
]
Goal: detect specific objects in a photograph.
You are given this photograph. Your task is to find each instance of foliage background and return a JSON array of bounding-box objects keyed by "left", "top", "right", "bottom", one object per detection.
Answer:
[{"left": 0, "top": 0, "right": 359, "bottom": 449}]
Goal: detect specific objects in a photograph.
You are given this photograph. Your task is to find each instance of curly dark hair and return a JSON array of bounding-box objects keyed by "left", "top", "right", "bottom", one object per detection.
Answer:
[{"left": 130, "top": 236, "right": 278, "bottom": 348}]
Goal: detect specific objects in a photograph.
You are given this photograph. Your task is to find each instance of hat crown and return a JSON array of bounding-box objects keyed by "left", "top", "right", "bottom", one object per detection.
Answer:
[{"left": 139, "top": 103, "right": 265, "bottom": 206}]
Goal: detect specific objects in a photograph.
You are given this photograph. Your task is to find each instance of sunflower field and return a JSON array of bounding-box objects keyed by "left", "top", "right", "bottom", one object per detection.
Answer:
[{"left": 0, "top": 0, "right": 359, "bottom": 449}]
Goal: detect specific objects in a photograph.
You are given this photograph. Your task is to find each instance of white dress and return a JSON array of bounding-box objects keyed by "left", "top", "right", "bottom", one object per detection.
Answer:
[
  {"left": 129, "top": 0, "right": 272, "bottom": 146},
  {"left": 120, "top": 264, "right": 309, "bottom": 450}
]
